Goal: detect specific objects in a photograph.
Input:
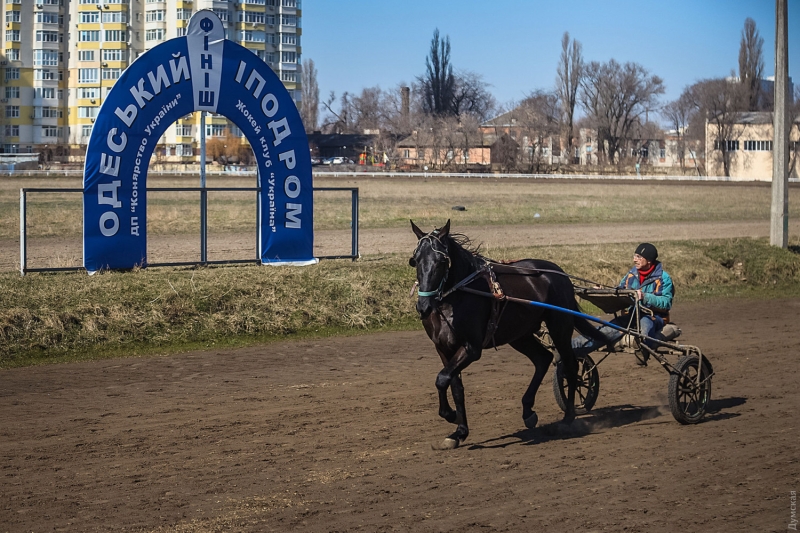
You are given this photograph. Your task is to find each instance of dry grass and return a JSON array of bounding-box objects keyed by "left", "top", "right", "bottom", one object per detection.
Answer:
[
  {"left": 3, "top": 174, "right": 800, "bottom": 239},
  {"left": 2, "top": 236, "right": 800, "bottom": 367}
]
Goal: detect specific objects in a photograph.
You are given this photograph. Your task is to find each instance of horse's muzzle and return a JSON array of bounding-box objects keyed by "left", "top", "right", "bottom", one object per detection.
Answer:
[{"left": 416, "top": 297, "right": 436, "bottom": 319}]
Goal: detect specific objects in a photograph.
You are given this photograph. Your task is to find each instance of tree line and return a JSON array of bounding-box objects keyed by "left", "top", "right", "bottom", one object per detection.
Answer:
[{"left": 298, "top": 20, "right": 799, "bottom": 175}]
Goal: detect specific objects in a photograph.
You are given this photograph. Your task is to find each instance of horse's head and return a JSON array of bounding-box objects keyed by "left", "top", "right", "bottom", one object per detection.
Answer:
[{"left": 409, "top": 219, "right": 451, "bottom": 319}]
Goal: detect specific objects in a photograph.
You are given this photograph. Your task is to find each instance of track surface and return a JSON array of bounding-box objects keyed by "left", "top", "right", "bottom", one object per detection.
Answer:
[{"left": 1, "top": 298, "right": 798, "bottom": 532}]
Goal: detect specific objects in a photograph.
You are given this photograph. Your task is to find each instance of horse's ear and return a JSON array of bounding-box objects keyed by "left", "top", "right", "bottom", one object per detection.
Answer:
[
  {"left": 439, "top": 219, "right": 451, "bottom": 238},
  {"left": 410, "top": 219, "right": 425, "bottom": 240}
]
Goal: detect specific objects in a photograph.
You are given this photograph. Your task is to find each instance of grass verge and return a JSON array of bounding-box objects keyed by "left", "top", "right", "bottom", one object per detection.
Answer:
[{"left": 2, "top": 237, "right": 800, "bottom": 368}]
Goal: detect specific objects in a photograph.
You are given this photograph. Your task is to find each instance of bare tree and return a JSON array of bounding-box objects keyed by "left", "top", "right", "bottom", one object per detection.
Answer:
[
  {"left": 451, "top": 70, "right": 497, "bottom": 121},
  {"left": 788, "top": 86, "right": 800, "bottom": 177},
  {"left": 512, "top": 90, "right": 560, "bottom": 172},
  {"left": 300, "top": 58, "right": 319, "bottom": 132},
  {"left": 580, "top": 59, "right": 665, "bottom": 164},
  {"left": 320, "top": 91, "right": 355, "bottom": 134},
  {"left": 661, "top": 92, "right": 695, "bottom": 171},
  {"left": 687, "top": 78, "right": 747, "bottom": 177},
  {"left": 556, "top": 32, "right": 584, "bottom": 163},
  {"left": 738, "top": 18, "right": 764, "bottom": 111},
  {"left": 419, "top": 29, "right": 455, "bottom": 116}
]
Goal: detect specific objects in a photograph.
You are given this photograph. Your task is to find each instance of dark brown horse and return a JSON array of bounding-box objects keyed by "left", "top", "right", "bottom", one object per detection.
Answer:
[{"left": 409, "top": 220, "right": 607, "bottom": 449}]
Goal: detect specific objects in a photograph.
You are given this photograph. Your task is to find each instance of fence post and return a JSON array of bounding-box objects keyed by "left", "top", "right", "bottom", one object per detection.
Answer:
[
  {"left": 351, "top": 188, "right": 359, "bottom": 260},
  {"left": 200, "top": 112, "right": 208, "bottom": 262},
  {"left": 19, "top": 189, "right": 26, "bottom": 276}
]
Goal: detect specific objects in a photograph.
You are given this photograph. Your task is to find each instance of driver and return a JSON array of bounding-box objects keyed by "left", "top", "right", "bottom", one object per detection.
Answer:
[{"left": 572, "top": 243, "right": 674, "bottom": 366}]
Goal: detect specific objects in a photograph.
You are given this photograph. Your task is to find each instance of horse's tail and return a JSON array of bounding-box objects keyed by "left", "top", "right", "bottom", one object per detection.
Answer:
[{"left": 573, "top": 315, "right": 611, "bottom": 346}]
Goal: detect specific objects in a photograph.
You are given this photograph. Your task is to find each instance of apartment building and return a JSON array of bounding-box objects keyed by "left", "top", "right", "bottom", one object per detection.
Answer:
[{"left": 1, "top": 0, "right": 301, "bottom": 160}]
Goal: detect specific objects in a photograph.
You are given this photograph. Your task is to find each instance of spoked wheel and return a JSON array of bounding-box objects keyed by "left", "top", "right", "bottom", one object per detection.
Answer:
[
  {"left": 553, "top": 353, "right": 600, "bottom": 415},
  {"left": 668, "top": 355, "right": 712, "bottom": 424}
]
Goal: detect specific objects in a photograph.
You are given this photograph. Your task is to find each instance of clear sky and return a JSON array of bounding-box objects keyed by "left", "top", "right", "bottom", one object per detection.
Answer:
[{"left": 302, "top": 0, "right": 799, "bottom": 120}]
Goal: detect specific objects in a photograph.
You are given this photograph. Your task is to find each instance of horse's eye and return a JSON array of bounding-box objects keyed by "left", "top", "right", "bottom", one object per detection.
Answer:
[{"left": 408, "top": 257, "right": 417, "bottom": 267}]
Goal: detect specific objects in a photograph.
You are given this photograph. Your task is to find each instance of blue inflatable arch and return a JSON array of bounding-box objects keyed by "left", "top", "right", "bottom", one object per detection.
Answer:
[{"left": 83, "top": 10, "right": 314, "bottom": 273}]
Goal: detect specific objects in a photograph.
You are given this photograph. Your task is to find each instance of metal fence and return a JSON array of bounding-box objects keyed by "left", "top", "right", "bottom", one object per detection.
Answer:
[{"left": 19, "top": 186, "right": 359, "bottom": 275}]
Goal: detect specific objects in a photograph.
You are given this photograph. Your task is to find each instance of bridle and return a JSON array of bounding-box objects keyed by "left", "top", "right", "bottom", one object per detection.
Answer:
[{"left": 411, "top": 230, "right": 451, "bottom": 298}]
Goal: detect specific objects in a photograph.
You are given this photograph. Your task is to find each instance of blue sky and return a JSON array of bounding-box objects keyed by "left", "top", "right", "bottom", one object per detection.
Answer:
[{"left": 302, "top": 0, "right": 799, "bottom": 119}]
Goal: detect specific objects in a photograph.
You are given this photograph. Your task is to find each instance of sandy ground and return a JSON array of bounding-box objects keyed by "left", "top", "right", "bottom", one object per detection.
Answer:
[
  {"left": 4, "top": 218, "right": 800, "bottom": 272},
  {"left": 1, "top": 298, "right": 799, "bottom": 532}
]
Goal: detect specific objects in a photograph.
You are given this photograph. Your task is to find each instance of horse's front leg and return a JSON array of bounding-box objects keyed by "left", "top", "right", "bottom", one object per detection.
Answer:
[{"left": 434, "top": 344, "right": 480, "bottom": 449}]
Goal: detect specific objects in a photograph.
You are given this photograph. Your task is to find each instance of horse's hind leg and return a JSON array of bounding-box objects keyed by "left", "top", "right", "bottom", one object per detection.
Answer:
[
  {"left": 509, "top": 335, "right": 554, "bottom": 429},
  {"left": 549, "top": 321, "right": 578, "bottom": 424}
]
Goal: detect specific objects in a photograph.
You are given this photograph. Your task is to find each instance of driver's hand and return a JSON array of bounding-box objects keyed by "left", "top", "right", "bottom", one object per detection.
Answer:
[{"left": 636, "top": 289, "right": 643, "bottom": 301}]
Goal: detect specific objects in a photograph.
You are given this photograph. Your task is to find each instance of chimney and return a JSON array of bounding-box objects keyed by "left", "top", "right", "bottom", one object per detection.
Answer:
[{"left": 401, "top": 86, "right": 410, "bottom": 118}]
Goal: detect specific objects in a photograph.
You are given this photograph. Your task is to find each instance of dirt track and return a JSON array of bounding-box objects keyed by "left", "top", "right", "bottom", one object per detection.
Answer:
[
  {"left": 1, "top": 298, "right": 798, "bottom": 532},
  {"left": 4, "top": 218, "right": 800, "bottom": 271}
]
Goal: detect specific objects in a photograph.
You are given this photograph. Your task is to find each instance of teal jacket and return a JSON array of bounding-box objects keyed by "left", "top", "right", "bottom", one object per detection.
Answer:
[{"left": 619, "top": 262, "right": 674, "bottom": 316}]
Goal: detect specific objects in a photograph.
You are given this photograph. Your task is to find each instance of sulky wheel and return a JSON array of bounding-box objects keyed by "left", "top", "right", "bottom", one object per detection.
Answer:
[
  {"left": 553, "top": 353, "right": 599, "bottom": 415},
  {"left": 668, "top": 355, "right": 712, "bottom": 424}
]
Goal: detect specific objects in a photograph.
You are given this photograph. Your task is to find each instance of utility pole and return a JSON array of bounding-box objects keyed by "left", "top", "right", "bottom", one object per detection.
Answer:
[{"left": 771, "top": 0, "right": 789, "bottom": 248}]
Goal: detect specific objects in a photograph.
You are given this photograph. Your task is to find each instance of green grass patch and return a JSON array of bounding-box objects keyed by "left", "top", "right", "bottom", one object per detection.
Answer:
[{"left": 2, "top": 237, "right": 800, "bottom": 368}]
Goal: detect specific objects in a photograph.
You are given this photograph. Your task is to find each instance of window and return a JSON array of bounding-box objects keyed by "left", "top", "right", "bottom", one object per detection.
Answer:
[
  {"left": 176, "top": 124, "right": 192, "bottom": 136},
  {"left": 264, "top": 52, "right": 276, "bottom": 63},
  {"left": 80, "top": 30, "right": 100, "bottom": 42},
  {"left": 105, "top": 30, "right": 127, "bottom": 42},
  {"left": 5, "top": 30, "right": 20, "bottom": 42},
  {"left": 403, "top": 149, "right": 410, "bottom": 159},
  {"left": 102, "top": 68, "right": 121, "bottom": 80},
  {"left": 6, "top": 49, "right": 20, "bottom": 61},
  {"left": 176, "top": 144, "right": 193, "bottom": 156},
  {"left": 42, "top": 0, "right": 61, "bottom": 4},
  {"left": 3, "top": 144, "right": 19, "bottom": 154},
  {"left": 79, "top": 50, "right": 95, "bottom": 61},
  {"left": 281, "top": 51, "right": 296, "bottom": 63},
  {"left": 280, "top": 71, "right": 296, "bottom": 82},
  {"left": 244, "top": 0, "right": 267, "bottom": 5},
  {"left": 82, "top": 125, "right": 93, "bottom": 138},
  {"left": 205, "top": 124, "right": 227, "bottom": 137},
  {"left": 36, "top": 31, "right": 60, "bottom": 43},
  {"left": 34, "top": 50, "right": 59, "bottom": 67},
  {"left": 102, "top": 49, "right": 127, "bottom": 62},
  {"left": 176, "top": 27, "right": 187, "bottom": 37},
  {"left": 281, "top": 33, "right": 296, "bottom": 45},
  {"left": 240, "top": 30, "right": 265, "bottom": 42},
  {"left": 5, "top": 86, "right": 20, "bottom": 99},
  {"left": 102, "top": 12, "right": 127, "bottom": 23},
  {"left": 35, "top": 88, "right": 57, "bottom": 99},
  {"left": 78, "top": 107, "right": 99, "bottom": 118},
  {"left": 6, "top": 10, "right": 20, "bottom": 23},
  {"left": 78, "top": 68, "right": 99, "bottom": 83},
  {"left": 5, "top": 106, "right": 20, "bottom": 118},
  {"left": 35, "top": 107, "right": 61, "bottom": 119},
  {"left": 80, "top": 12, "right": 99, "bottom": 23},
  {"left": 212, "top": 9, "right": 229, "bottom": 22},
  {"left": 660, "top": 148, "right": 666, "bottom": 159},
  {"left": 240, "top": 11, "right": 265, "bottom": 23},
  {"left": 281, "top": 15, "right": 297, "bottom": 26},
  {"left": 145, "top": 10, "right": 166, "bottom": 22},
  {"left": 177, "top": 9, "right": 192, "bottom": 20},
  {"left": 744, "top": 140, "right": 773, "bottom": 151},
  {"left": 146, "top": 29, "right": 164, "bottom": 41},
  {"left": 5, "top": 125, "right": 19, "bottom": 137},
  {"left": 714, "top": 140, "right": 740, "bottom": 151},
  {"left": 265, "top": 15, "right": 276, "bottom": 25},
  {"left": 42, "top": 126, "right": 59, "bottom": 137},
  {"left": 35, "top": 70, "right": 57, "bottom": 81},
  {"left": 6, "top": 68, "right": 20, "bottom": 81},
  {"left": 37, "top": 12, "right": 59, "bottom": 24},
  {"left": 79, "top": 87, "right": 99, "bottom": 99},
  {"left": 282, "top": 0, "right": 296, "bottom": 7}
]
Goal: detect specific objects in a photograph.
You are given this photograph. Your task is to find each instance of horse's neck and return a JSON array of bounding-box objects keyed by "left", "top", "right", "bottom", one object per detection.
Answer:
[{"left": 447, "top": 243, "right": 482, "bottom": 284}]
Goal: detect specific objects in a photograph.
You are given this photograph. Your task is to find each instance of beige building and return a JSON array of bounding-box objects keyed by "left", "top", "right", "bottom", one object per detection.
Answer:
[
  {"left": 1, "top": 0, "right": 301, "bottom": 160},
  {"left": 705, "top": 112, "right": 800, "bottom": 180}
]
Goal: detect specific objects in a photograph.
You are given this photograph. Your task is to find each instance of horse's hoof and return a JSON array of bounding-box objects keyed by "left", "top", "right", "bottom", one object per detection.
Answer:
[
  {"left": 432, "top": 437, "right": 459, "bottom": 450},
  {"left": 524, "top": 412, "right": 539, "bottom": 429}
]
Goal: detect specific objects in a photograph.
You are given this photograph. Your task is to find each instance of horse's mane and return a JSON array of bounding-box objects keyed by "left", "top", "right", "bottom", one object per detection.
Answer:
[{"left": 445, "top": 232, "right": 491, "bottom": 262}]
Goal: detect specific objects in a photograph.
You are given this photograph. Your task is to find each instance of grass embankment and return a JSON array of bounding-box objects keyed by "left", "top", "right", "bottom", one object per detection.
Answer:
[{"left": 2, "top": 237, "right": 799, "bottom": 368}]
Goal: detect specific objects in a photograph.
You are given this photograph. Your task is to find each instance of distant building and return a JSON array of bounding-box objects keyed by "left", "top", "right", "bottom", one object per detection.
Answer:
[
  {"left": 0, "top": 0, "right": 302, "bottom": 160},
  {"left": 705, "top": 111, "right": 800, "bottom": 180}
]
